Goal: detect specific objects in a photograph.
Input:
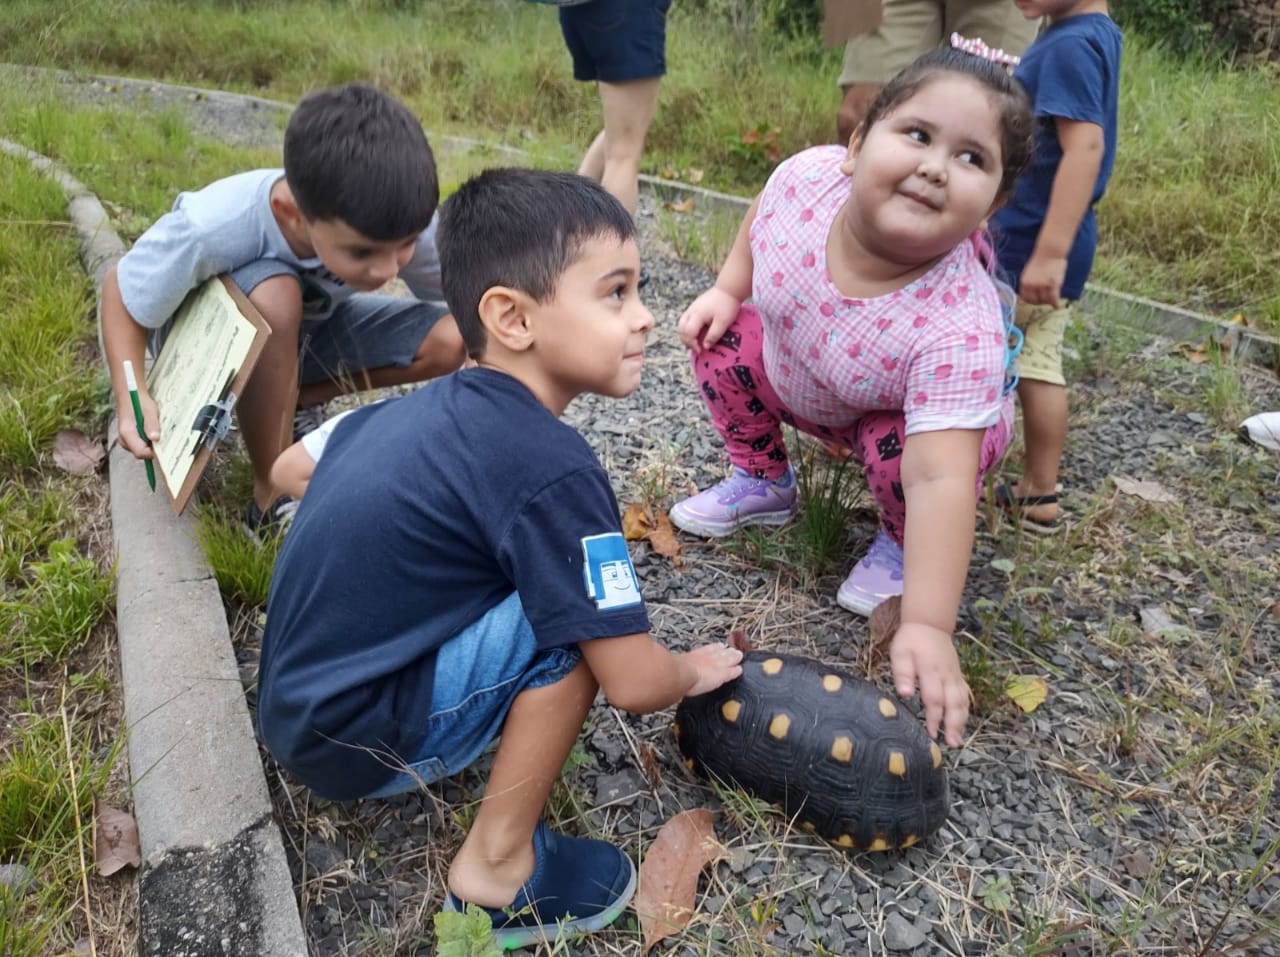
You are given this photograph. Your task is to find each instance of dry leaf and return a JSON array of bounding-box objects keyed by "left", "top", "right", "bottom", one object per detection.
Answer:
[
  {"left": 93, "top": 800, "right": 141, "bottom": 876},
  {"left": 1004, "top": 675, "right": 1048, "bottom": 713},
  {"left": 1112, "top": 476, "right": 1178, "bottom": 504},
  {"left": 636, "top": 809, "right": 722, "bottom": 952},
  {"left": 727, "top": 628, "right": 753, "bottom": 653},
  {"left": 1119, "top": 848, "right": 1155, "bottom": 877},
  {"left": 53, "top": 430, "right": 105, "bottom": 475},
  {"left": 1270, "top": 602, "right": 1280, "bottom": 620},
  {"left": 1138, "top": 605, "right": 1184, "bottom": 638},
  {"left": 664, "top": 198, "right": 696, "bottom": 214},
  {"left": 647, "top": 510, "right": 682, "bottom": 565},
  {"left": 1176, "top": 341, "right": 1212, "bottom": 364},
  {"left": 685, "top": 168, "right": 704, "bottom": 184},
  {"left": 622, "top": 502, "right": 655, "bottom": 541},
  {"left": 638, "top": 742, "right": 663, "bottom": 789},
  {"left": 868, "top": 595, "right": 901, "bottom": 650}
]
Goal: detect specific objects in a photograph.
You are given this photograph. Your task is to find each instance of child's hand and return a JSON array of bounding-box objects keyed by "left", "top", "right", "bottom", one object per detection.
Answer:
[
  {"left": 677, "top": 287, "right": 743, "bottom": 352},
  {"left": 1018, "top": 253, "right": 1066, "bottom": 308},
  {"left": 117, "top": 391, "right": 160, "bottom": 460},
  {"left": 680, "top": 642, "right": 744, "bottom": 697},
  {"left": 888, "top": 622, "right": 970, "bottom": 748}
]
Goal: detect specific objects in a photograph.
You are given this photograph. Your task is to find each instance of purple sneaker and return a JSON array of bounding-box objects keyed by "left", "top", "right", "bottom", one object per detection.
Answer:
[
  {"left": 837, "top": 529, "right": 904, "bottom": 616},
  {"left": 669, "top": 467, "right": 798, "bottom": 538}
]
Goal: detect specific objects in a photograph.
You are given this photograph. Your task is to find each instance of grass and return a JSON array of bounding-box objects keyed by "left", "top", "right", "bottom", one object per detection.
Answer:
[
  {"left": 0, "top": 0, "right": 1278, "bottom": 327},
  {"left": 0, "top": 149, "right": 131, "bottom": 956}
]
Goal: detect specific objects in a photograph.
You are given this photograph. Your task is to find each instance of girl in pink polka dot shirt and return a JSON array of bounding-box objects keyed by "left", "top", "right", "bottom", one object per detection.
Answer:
[{"left": 671, "top": 46, "right": 1034, "bottom": 747}]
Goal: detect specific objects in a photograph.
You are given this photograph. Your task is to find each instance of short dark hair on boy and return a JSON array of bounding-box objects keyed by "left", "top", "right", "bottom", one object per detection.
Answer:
[
  {"left": 438, "top": 168, "right": 635, "bottom": 359},
  {"left": 284, "top": 83, "right": 438, "bottom": 241}
]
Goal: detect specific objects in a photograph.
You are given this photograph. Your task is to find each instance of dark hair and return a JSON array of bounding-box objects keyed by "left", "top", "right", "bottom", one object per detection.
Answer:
[
  {"left": 438, "top": 168, "right": 635, "bottom": 359},
  {"left": 283, "top": 83, "right": 438, "bottom": 241},
  {"left": 860, "top": 47, "right": 1034, "bottom": 195}
]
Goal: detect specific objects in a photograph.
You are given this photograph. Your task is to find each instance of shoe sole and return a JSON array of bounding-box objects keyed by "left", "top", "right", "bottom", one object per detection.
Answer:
[
  {"left": 668, "top": 505, "right": 796, "bottom": 539},
  {"left": 444, "top": 855, "right": 637, "bottom": 951},
  {"left": 836, "top": 586, "right": 899, "bottom": 617}
]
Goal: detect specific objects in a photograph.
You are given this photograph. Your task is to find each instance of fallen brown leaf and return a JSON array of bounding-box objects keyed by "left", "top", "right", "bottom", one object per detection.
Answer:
[
  {"left": 685, "top": 168, "right": 704, "bottom": 184},
  {"left": 727, "top": 628, "right": 753, "bottom": 653},
  {"left": 636, "top": 808, "right": 722, "bottom": 953},
  {"left": 664, "top": 198, "right": 696, "bottom": 214},
  {"left": 622, "top": 502, "right": 655, "bottom": 541},
  {"left": 646, "top": 510, "right": 682, "bottom": 566},
  {"left": 638, "top": 742, "right": 663, "bottom": 789},
  {"left": 93, "top": 800, "right": 141, "bottom": 876},
  {"left": 52, "top": 429, "right": 105, "bottom": 475}
]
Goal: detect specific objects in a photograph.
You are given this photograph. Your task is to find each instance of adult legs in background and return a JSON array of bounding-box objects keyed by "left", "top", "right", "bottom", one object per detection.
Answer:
[{"left": 578, "top": 77, "right": 662, "bottom": 217}]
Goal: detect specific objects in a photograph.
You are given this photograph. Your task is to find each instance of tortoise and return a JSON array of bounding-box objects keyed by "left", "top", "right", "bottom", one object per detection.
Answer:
[{"left": 673, "top": 650, "right": 949, "bottom": 851}]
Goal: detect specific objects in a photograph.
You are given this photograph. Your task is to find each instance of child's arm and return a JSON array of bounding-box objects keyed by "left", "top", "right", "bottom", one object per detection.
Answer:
[
  {"left": 579, "top": 633, "right": 743, "bottom": 713},
  {"left": 892, "top": 427, "right": 983, "bottom": 747},
  {"left": 269, "top": 441, "right": 318, "bottom": 500},
  {"left": 676, "top": 194, "right": 761, "bottom": 353},
  {"left": 1018, "top": 118, "right": 1105, "bottom": 307},
  {"left": 100, "top": 264, "right": 160, "bottom": 460}
]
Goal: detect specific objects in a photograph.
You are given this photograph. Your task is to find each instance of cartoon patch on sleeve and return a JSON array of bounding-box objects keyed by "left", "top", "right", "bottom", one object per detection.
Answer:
[{"left": 581, "top": 533, "right": 642, "bottom": 610}]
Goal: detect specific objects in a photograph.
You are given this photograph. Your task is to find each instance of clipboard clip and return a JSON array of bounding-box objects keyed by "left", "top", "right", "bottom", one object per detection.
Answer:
[{"left": 191, "top": 370, "right": 240, "bottom": 454}]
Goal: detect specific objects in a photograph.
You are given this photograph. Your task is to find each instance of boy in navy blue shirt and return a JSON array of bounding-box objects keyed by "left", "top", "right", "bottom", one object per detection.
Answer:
[
  {"left": 992, "top": 0, "right": 1121, "bottom": 532},
  {"left": 256, "top": 168, "right": 744, "bottom": 948}
]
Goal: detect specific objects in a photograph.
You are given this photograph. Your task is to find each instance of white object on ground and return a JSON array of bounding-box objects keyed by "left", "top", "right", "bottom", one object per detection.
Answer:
[{"left": 1239, "top": 411, "right": 1280, "bottom": 451}]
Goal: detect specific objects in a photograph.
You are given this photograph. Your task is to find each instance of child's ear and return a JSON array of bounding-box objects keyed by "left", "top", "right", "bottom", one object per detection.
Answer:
[
  {"left": 839, "top": 129, "right": 862, "bottom": 177},
  {"left": 477, "top": 286, "right": 535, "bottom": 353}
]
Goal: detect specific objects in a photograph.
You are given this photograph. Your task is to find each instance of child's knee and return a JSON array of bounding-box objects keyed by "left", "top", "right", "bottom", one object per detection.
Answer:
[
  {"left": 247, "top": 275, "right": 304, "bottom": 336},
  {"left": 415, "top": 316, "right": 467, "bottom": 377}
]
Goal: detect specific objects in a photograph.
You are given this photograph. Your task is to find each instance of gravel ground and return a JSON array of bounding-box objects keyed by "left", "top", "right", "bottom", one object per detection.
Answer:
[{"left": 45, "top": 71, "right": 1280, "bottom": 956}]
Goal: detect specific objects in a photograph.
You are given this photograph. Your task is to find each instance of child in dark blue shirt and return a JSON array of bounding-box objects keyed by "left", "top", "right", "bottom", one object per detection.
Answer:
[
  {"left": 992, "top": 0, "right": 1121, "bottom": 532},
  {"left": 257, "top": 168, "right": 744, "bottom": 949}
]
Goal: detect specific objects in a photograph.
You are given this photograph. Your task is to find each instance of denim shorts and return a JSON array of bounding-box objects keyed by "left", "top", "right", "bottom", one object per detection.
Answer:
[
  {"left": 149, "top": 259, "right": 448, "bottom": 387},
  {"left": 364, "top": 591, "right": 582, "bottom": 799},
  {"left": 559, "top": 0, "right": 672, "bottom": 83}
]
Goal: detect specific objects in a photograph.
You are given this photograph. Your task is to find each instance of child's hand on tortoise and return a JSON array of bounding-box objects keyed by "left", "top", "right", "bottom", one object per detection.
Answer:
[
  {"left": 680, "top": 641, "right": 744, "bottom": 697},
  {"left": 889, "top": 622, "right": 970, "bottom": 748}
]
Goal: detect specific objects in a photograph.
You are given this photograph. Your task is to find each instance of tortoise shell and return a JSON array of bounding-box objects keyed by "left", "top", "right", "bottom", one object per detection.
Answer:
[{"left": 673, "top": 650, "right": 949, "bottom": 851}]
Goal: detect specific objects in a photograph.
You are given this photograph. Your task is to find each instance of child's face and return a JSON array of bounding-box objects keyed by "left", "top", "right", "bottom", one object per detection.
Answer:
[
  {"left": 526, "top": 234, "right": 654, "bottom": 410},
  {"left": 841, "top": 76, "right": 1006, "bottom": 265},
  {"left": 304, "top": 217, "right": 419, "bottom": 292}
]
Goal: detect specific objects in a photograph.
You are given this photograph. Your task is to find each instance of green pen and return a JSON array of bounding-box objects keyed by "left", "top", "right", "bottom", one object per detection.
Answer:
[{"left": 122, "top": 360, "right": 156, "bottom": 493}]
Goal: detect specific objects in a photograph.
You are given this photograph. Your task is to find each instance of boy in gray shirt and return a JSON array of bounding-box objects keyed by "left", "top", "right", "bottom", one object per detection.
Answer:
[{"left": 100, "top": 82, "right": 465, "bottom": 535}]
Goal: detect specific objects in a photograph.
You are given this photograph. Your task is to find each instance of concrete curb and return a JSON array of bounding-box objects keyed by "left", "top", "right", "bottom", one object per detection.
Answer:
[{"left": 1, "top": 138, "right": 307, "bottom": 956}]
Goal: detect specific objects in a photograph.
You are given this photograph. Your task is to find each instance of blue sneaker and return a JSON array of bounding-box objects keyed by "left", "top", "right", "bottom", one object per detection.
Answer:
[
  {"left": 836, "top": 529, "right": 904, "bottom": 616},
  {"left": 443, "top": 820, "right": 636, "bottom": 950},
  {"left": 669, "top": 467, "right": 798, "bottom": 538}
]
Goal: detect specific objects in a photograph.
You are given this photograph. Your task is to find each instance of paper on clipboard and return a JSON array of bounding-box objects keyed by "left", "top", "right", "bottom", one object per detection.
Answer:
[{"left": 145, "top": 276, "right": 270, "bottom": 514}]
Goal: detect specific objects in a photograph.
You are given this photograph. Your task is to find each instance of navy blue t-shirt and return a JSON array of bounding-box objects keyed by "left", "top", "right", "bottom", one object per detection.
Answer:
[
  {"left": 992, "top": 13, "right": 1122, "bottom": 301},
  {"left": 257, "top": 369, "right": 651, "bottom": 799}
]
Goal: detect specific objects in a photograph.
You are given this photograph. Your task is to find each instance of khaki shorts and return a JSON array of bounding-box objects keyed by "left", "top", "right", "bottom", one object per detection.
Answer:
[
  {"left": 839, "top": 0, "right": 1041, "bottom": 87},
  {"left": 1013, "top": 298, "right": 1072, "bottom": 386}
]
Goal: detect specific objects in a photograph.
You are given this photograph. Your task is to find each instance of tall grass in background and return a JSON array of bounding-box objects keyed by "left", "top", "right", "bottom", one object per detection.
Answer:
[{"left": 0, "top": 0, "right": 1277, "bottom": 324}]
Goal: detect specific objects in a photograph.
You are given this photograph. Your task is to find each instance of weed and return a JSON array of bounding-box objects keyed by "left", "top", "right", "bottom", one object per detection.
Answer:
[
  {"left": 194, "top": 505, "right": 278, "bottom": 606},
  {"left": 0, "top": 539, "right": 114, "bottom": 668}
]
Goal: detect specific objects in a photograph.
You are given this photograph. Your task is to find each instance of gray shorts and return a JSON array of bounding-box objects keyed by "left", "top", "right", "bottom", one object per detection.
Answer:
[{"left": 149, "top": 259, "right": 449, "bottom": 387}]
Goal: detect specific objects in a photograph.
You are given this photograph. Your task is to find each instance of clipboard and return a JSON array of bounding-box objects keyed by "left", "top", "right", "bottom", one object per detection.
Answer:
[{"left": 144, "top": 276, "right": 271, "bottom": 514}]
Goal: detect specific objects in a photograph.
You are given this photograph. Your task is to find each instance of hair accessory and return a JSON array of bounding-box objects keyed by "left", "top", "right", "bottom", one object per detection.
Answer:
[{"left": 950, "top": 32, "right": 1021, "bottom": 68}]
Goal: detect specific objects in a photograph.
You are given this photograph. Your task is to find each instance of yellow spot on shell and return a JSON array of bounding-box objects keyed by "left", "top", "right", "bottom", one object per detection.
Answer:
[
  {"left": 867, "top": 837, "right": 892, "bottom": 852},
  {"left": 930, "top": 742, "right": 942, "bottom": 769},
  {"left": 830, "top": 736, "right": 853, "bottom": 762},
  {"left": 834, "top": 834, "right": 855, "bottom": 848},
  {"left": 769, "top": 714, "right": 791, "bottom": 739},
  {"left": 878, "top": 697, "right": 898, "bottom": 718},
  {"left": 762, "top": 657, "right": 783, "bottom": 675},
  {"left": 900, "top": 834, "right": 919, "bottom": 848},
  {"left": 822, "top": 674, "right": 842, "bottom": 692},
  {"left": 721, "top": 699, "right": 742, "bottom": 722},
  {"left": 684, "top": 758, "right": 696, "bottom": 771},
  {"left": 801, "top": 821, "right": 816, "bottom": 832},
  {"left": 887, "top": 751, "right": 906, "bottom": 776}
]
